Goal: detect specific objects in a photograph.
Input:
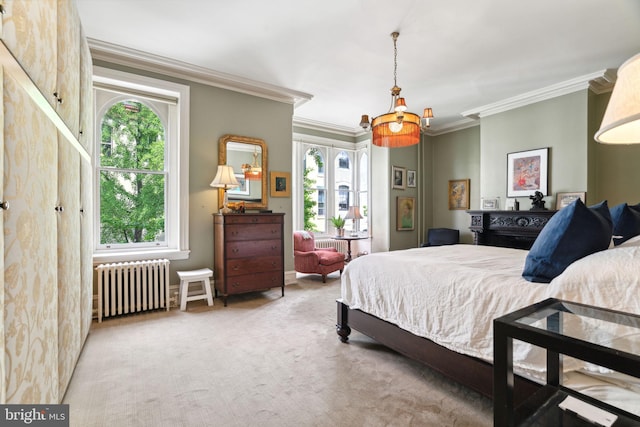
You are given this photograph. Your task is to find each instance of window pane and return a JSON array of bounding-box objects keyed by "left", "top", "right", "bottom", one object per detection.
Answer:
[
  {"left": 100, "top": 100, "right": 165, "bottom": 171},
  {"left": 100, "top": 170, "right": 165, "bottom": 244},
  {"left": 303, "top": 148, "right": 325, "bottom": 232}
]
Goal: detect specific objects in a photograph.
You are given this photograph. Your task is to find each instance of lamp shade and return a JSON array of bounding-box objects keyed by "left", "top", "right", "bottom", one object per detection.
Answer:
[
  {"left": 371, "top": 111, "right": 421, "bottom": 147},
  {"left": 210, "top": 165, "right": 239, "bottom": 189},
  {"left": 595, "top": 53, "right": 640, "bottom": 144},
  {"left": 344, "top": 206, "right": 363, "bottom": 220}
]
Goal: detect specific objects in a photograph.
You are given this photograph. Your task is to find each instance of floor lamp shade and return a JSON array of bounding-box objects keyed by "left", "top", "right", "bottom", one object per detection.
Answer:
[{"left": 595, "top": 53, "right": 640, "bottom": 144}]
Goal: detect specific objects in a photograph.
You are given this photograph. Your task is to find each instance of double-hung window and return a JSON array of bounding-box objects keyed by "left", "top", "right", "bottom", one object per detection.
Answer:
[{"left": 93, "top": 67, "right": 190, "bottom": 263}]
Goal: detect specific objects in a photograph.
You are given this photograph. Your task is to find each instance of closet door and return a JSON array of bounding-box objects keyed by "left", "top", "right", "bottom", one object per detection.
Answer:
[
  {"left": 3, "top": 71, "right": 59, "bottom": 403},
  {"left": 56, "top": 0, "right": 80, "bottom": 135},
  {"left": 1, "top": 0, "right": 57, "bottom": 109},
  {"left": 78, "top": 31, "right": 93, "bottom": 155},
  {"left": 79, "top": 156, "right": 93, "bottom": 343},
  {"left": 56, "top": 133, "right": 81, "bottom": 398},
  {"left": 0, "top": 66, "right": 6, "bottom": 405}
]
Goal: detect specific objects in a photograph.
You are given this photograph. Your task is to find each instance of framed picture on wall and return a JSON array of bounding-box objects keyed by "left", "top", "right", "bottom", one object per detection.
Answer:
[
  {"left": 407, "top": 170, "right": 417, "bottom": 188},
  {"left": 270, "top": 171, "right": 291, "bottom": 197},
  {"left": 397, "top": 197, "right": 415, "bottom": 231},
  {"left": 392, "top": 166, "right": 406, "bottom": 190},
  {"left": 448, "top": 179, "right": 470, "bottom": 210},
  {"left": 507, "top": 148, "right": 549, "bottom": 197}
]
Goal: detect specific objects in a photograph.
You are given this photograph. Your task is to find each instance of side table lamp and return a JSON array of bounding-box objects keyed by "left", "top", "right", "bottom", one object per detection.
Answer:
[
  {"left": 344, "top": 206, "right": 363, "bottom": 236},
  {"left": 210, "top": 165, "right": 239, "bottom": 214}
]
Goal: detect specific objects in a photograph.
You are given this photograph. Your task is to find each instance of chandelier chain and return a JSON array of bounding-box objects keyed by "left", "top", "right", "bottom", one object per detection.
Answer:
[{"left": 393, "top": 33, "right": 398, "bottom": 88}]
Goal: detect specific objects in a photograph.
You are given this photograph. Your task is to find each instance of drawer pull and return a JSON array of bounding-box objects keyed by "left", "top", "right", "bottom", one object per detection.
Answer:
[
  {"left": 251, "top": 218, "right": 258, "bottom": 223},
  {"left": 232, "top": 282, "right": 240, "bottom": 288},
  {"left": 232, "top": 248, "right": 240, "bottom": 254},
  {"left": 271, "top": 245, "right": 277, "bottom": 250},
  {"left": 232, "top": 265, "right": 240, "bottom": 271}
]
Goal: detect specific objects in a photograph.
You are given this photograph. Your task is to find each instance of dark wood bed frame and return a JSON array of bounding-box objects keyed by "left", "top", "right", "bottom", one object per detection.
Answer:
[{"left": 335, "top": 209, "right": 556, "bottom": 404}]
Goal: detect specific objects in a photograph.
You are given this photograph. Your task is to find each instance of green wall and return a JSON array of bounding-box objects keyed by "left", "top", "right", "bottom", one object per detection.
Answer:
[{"left": 429, "top": 126, "right": 480, "bottom": 243}]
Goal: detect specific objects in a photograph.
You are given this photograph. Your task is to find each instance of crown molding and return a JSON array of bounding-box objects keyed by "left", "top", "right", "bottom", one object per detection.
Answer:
[
  {"left": 88, "top": 38, "right": 313, "bottom": 107},
  {"left": 462, "top": 69, "right": 616, "bottom": 120},
  {"left": 428, "top": 117, "right": 480, "bottom": 136},
  {"left": 293, "top": 117, "right": 361, "bottom": 137}
]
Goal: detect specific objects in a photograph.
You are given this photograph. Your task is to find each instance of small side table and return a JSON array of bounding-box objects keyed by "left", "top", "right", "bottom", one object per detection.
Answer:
[
  {"left": 332, "top": 235, "right": 367, "bottom": 262},
  {"left": 494, "top": 298, "right": 640, "bottom": 426}
]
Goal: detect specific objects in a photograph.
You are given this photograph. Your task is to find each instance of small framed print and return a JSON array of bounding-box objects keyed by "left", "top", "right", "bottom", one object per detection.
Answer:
[
  {"left": 481, "top": 197, "right": 500, "bottom": 210},
  {"left": 407, "top": 170, "right": 416, "bottom": 188},
  {"left": 556, "top": 192, "right": 586, "bottom": 209},
  {"left": 448, "top": 179, "right": 470, "bottom": 210},
  {"left": 397, "top": 196, "right": 415, "bottom": 231},
  {"left": 270, "top": 171, "right": 291, "bottom": 197},
  {"left": 392, "top": 166, "right": 406, "bottom": 190}
]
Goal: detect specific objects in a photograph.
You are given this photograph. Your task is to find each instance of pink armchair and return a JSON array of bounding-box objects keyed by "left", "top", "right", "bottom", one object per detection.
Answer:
[{"left": 293, "top": 231, "right": 345, "bottom": 283}]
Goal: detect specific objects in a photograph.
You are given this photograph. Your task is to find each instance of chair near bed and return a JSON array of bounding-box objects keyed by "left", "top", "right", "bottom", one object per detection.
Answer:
[
  {"left": 420, "top": 227, "right": 459, "bottom": 247},
  {"left": 293, "top": 231, "right": 345, "bottom": 283}
]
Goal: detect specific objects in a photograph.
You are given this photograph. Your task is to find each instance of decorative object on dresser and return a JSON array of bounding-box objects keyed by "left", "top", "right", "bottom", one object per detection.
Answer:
[
  {"left": 507, "top": 147, "right": 549, "bottom": 198},
  {"left": 467, "top": 209, "right": 556, "bottom": 250},
  {"left": 213, "top": 213, "right": 285, "bottom": 306},
  {"left": 529, "top": 190, "right": 547, "bottom": 210},
  {"left": 556, "top": 191, "right": 586, "bottom": 210},
  {"left": 481, "top": 197, "right": 500, "bottom": 210}
]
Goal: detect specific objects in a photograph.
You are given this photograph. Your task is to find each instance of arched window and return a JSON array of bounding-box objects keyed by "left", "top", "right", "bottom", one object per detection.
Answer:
[
  {"left": 98, "top": 100, "right": 166, "bottom": 245},
  {"left": 93, "top": 67, "right": 189, "bottom": 262}
]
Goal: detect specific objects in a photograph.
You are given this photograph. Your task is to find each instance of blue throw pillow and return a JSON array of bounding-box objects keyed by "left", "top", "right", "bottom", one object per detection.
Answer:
[
  {"left": 610, "top": 202, "right": 640, "bottom": 245},
  {"left": 522, "top": 199, "right": 612, "bottom": 283}
]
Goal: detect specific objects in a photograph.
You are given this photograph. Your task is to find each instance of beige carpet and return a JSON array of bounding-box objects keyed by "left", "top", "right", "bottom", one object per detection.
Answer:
[{"left": 63, "top": 273, "right": 492, "bottom": 427}]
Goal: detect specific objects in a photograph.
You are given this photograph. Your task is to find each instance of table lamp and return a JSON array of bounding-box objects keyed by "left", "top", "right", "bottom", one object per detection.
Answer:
[
  {"left": 344, "top": 206, "right": 363, "bottom": 236},
  {"left": 210, "top": 165, "right": 239, "bottom": 214}
]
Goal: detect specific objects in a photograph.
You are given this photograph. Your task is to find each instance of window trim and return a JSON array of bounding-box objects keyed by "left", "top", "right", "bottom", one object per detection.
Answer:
[{"left": 92, "top": 66, "right": 190, "bottom": 263}]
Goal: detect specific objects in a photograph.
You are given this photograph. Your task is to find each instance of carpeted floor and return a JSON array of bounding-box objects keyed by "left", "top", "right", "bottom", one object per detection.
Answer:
[{"left": 63, "top": 273, "right": 492, "bottom": 426}]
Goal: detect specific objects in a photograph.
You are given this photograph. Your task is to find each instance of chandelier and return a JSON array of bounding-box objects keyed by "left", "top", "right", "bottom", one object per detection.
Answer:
[{"left": 359, "top": 32, "right": 434, "bottom": 148}]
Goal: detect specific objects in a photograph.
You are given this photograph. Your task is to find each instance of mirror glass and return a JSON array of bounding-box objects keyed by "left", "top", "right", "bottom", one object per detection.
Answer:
[{"left": 218, "top": 135, "right": 268, "bottom": 210}]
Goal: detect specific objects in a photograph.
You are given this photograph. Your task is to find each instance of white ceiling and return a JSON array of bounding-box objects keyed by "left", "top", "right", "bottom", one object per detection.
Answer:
[{"left": 77, "top": 0, "right": 640, "bottom": 134}]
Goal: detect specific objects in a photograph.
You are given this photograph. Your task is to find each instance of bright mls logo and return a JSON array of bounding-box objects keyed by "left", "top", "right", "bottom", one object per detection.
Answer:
[{"left": 1, "top": 405, "right": 69, "bottom": 426}]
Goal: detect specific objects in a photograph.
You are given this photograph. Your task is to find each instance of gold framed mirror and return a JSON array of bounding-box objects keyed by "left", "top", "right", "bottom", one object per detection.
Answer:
[{"left": 218, "top": 135, "right": 268, "bottom": 210}]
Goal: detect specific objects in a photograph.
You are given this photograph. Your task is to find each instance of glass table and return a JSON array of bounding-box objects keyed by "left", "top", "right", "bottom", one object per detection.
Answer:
[{"left": 494, "top": 298, "right": 640, "bottom": 426}]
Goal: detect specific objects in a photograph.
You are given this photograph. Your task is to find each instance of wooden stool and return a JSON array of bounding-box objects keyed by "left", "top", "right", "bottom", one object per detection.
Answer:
[{"left": 177, "top": 268, "right": 214, "bottom": 311}]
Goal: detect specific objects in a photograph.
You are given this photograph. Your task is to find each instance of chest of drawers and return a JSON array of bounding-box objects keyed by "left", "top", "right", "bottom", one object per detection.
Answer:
[{"left": 213, "top": 213, "right": 285, "bottom": 306}]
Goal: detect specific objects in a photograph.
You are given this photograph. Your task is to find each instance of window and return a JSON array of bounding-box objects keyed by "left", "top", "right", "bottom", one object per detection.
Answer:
[
  {"left": 93, "top": 67, "right": 190, "bottom": 262},
  {"left": 294, "top": 138, "right": 369, "bottom": 236}
]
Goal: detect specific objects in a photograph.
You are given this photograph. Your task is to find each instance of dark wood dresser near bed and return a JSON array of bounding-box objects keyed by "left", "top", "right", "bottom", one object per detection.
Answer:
[
  {"left": 467, "top": 210, "right": 557, "bottom": 249},
  {"left": 213, "top": 213, "right": 285, "bottom": 306}
]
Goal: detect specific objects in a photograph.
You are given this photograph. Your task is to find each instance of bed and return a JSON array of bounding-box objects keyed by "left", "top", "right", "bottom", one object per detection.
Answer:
[{"left": 336, "top": 203, "right": 640, "bottom": 411}]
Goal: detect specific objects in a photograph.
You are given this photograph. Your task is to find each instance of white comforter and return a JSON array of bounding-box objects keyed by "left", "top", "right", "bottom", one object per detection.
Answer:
[{"left": 341, "top": 243, "right": 640, "bottom": 378}]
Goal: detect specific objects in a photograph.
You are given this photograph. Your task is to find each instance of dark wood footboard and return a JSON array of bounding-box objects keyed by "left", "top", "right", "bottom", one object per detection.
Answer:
[{"left": 336, "top": 300, "right": 539, "bottom": 404}]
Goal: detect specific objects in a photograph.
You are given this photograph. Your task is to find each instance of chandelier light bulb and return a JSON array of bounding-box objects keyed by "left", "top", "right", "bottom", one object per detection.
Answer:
[{"left": 389, "top": 121, "right": 403, "bottom": 133}]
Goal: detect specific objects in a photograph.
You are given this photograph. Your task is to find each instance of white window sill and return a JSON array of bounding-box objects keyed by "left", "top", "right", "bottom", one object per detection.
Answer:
[{"left": 93, "top": 248, "right": 190, "bottom": 265}]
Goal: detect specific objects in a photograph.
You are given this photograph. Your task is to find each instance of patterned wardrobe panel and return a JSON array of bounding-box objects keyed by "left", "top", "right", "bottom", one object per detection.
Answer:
[
  {"left": 3, "top": 72, "right": 59, "bottom": 403},
  {"left": 56, "top": 133, "right": 81, "bottom": 398}
]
